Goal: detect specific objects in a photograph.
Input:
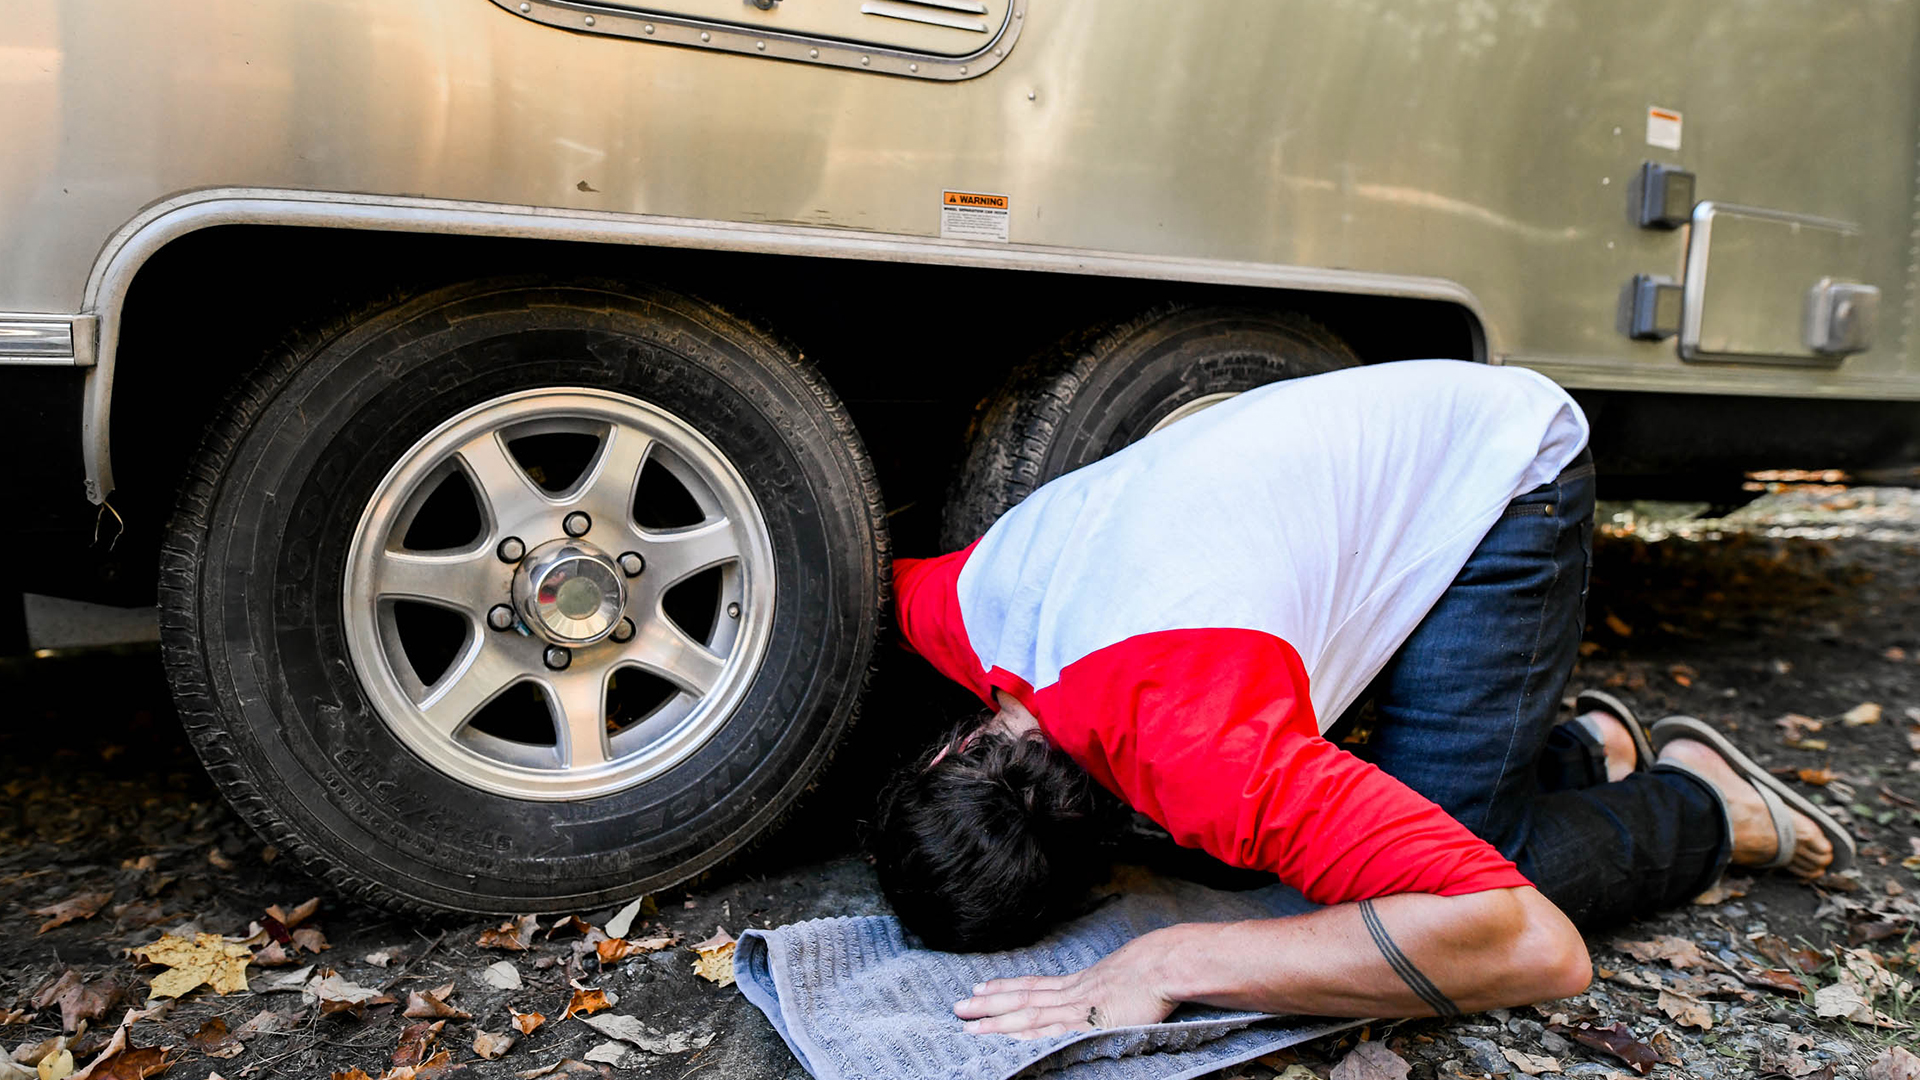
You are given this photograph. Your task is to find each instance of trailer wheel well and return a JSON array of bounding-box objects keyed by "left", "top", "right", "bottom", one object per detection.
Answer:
[{"left": 96, "top": 223, "right": 1481, "bottom": 600}]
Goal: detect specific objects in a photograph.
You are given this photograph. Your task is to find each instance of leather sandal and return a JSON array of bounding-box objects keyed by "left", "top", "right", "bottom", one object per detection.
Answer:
[
  {"left": 1570, "top": 689, "right": 1656, "bottom": 773},
  {"left": 1648, "top": 715, "right": 1856, "bottom": 875}
]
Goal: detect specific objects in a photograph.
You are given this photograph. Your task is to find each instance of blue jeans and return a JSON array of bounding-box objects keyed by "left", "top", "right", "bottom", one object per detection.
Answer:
[{"left": 1346, "top": 452, "right": 1731, "bottom": 929}]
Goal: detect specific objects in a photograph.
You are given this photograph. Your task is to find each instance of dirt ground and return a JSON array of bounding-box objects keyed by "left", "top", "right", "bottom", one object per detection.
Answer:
[{"left": 4, "top": 483, "right": 1919, "bottom": 1080}]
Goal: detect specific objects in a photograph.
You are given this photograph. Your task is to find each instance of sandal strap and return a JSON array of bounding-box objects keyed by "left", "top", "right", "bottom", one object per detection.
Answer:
[{"left": 1750, "top": 779, "right": 1801, "bottom": 870}]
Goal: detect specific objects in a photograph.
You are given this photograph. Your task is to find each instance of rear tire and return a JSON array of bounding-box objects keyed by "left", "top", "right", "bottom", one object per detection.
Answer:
[
  {"left": 160, "top": 280, "right": 886, "bottom": 914},
  {"left": 941, "top": 306, "right": 1360, "bottom": 549}
]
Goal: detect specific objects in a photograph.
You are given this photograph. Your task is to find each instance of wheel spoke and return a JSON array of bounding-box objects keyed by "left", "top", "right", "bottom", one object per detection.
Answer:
[
  {"left": 370, "top": 548, "right": 498, "bottom": 614},
  {"left": 571, "top": 425, "right": 653, "bottom": 529},
  {"left": 547, "top": 670, "right": 611, "bottom": 768},
  {"left": 640, "top": 518, "right": 742, "bottom": 588},
  {"left": 620, "top": 618, "right": 726, "bottom": 697},
  {"left": 455, "top": 429, "right": 550, "bottom": 528},
  {"left": 419, "top": 639, "right": 521, "bottom": 736}
]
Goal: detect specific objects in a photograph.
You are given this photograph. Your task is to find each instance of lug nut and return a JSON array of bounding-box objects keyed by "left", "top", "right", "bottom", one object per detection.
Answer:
[
  {"left": 727, "top": 602, "right": 741, "bottom": 619},
  {"left": 487, "top": 604, "right": 516, "bottom": 631},
  {"left": 611, "top": 617, "right": 636, "bottom": 643},
  {"left": 563, "top": 511, "right": 592, "bottom": 537},
  {"left": 497, "top": 536, "right": 526, "bottom": 563},
  {"left": 618, "top": 551, "right": 645, "bottom": 577},
  {"left": 543, "top": 645, "right": 572, "bottom": 671}
]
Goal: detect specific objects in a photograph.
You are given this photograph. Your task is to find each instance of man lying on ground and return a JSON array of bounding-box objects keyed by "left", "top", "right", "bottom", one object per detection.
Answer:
[{"left": 873, "top": 359, "right": 1853, "bottom": 1038}]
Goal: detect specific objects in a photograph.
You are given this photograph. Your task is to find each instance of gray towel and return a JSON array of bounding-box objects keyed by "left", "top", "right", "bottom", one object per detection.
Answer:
[{"left": 735, "top": 874, "right": 1361, "bottom": 1080}]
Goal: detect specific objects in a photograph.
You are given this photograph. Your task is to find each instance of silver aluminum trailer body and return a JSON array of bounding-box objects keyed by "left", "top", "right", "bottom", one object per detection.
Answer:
[{"left": 0, "top": 0, "right": 1915, "bottom": 912}]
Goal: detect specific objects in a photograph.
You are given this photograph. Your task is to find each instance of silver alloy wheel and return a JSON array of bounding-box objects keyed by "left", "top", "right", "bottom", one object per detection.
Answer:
[{"left": 343, "top": 388, "right": 776, "bottom": 800}]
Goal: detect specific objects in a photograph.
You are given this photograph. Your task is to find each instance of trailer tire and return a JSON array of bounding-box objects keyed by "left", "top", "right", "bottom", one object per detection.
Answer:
[
  {"left": 160, "top": 280, "right": 887, "bottom": 915},
  {"left": 941, "top": 306, "right": 1360, "bottom": 549}
]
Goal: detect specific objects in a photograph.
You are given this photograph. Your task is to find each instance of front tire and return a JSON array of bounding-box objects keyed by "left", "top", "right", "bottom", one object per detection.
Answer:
[{"left": 160, "top": 281, "right": 886, "bottom": 914}]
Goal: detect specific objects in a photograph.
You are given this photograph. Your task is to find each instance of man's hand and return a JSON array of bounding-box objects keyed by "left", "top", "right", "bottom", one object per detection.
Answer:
[{"left": 952, "top": 933, "right": 1179, "bottom": 1039}]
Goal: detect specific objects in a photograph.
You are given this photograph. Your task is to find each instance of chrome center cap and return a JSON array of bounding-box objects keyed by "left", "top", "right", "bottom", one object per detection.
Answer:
[{"left": 512, "top": 539, "right": 628, "bottom": 646}]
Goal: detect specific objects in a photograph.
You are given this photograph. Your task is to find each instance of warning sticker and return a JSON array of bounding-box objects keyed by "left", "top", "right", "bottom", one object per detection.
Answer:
[
  {"left": 940, "top": 190, "right": 1010, "bottom": 243},
  {"left": 1645, "top": 106, "right": 1682, "bottom": 152}
]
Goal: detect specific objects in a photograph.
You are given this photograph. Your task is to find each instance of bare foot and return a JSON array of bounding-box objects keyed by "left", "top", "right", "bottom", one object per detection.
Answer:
[
  {"left": 1574, "top": 710, "right": 1638, "bottom": 783},
  {"left": 1657, "top": 738, "right": 1834, "bottom": 877}
]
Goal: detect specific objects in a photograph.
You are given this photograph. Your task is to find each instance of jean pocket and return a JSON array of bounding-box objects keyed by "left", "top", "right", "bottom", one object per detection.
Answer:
[{"left": 1499, "top": 501, "right": 1556, "bottom": 519}]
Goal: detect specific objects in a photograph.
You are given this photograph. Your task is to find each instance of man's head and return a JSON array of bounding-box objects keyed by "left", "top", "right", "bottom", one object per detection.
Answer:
[{"left": 872, "top": 714, "right": 1117, "bottom": 952}]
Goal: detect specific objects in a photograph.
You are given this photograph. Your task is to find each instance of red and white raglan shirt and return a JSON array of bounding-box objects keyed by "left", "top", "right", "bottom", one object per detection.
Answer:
[{"left": 897, "top": 360, "right": 1591, "bottom": 906}]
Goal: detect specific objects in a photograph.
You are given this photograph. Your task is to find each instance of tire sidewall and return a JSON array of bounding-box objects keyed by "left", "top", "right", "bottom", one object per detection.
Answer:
[{"left": 177, "top": 282, "right": 879, "bottom": 911}]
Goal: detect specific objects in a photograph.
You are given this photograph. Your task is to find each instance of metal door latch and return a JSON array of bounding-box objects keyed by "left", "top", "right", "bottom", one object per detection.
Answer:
[
  {"left": 1805, "top": 278, "right": 1879, "bottom": 356},
  {"left": 746, "top": 0, "right": 779, "bottom": 8}
]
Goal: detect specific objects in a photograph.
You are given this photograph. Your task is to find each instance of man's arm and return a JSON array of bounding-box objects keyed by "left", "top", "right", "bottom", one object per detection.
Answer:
[{"left": 953, "top": 886, "right": 1590, "bottom": 1038}]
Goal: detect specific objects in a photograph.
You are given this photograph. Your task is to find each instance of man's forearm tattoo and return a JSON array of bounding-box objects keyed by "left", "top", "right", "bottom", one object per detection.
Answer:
[{"left": 1358, "top": 899, "right": 1461, "bottom": 1018}]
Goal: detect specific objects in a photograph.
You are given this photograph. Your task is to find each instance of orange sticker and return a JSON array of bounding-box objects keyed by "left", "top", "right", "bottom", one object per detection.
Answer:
[{"left": 940, "top": 189, "right": 1011, "bottom": 242}]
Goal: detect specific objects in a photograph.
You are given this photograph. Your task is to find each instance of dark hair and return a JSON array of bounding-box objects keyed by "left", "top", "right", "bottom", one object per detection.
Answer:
[{"left": 871, "top": 720, "right": 1118, "bottom": 952}]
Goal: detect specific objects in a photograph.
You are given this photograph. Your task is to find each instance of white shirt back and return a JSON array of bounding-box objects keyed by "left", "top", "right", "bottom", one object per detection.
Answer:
[{"left": 954, "top": 360, "right": 1590, "bottom": 728}]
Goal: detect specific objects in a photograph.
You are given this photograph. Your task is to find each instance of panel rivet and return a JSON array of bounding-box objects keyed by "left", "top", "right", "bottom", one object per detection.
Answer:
[
  {"left": 860, "top": 55, "right": 870, "bottom": 65},
  {"left": 498, "top": 536, "right": 527, "bottom": 563},
  {"left": 757, "top": 40, "right": 766, "bottom": 50},
  {"left": 958, "top": 66, "right": 967, "bottom": 75},
  {"left": 909, "top": 63, "right": 919, "bottom": 72},
  {"left": 700, "top": 31, "right": 711, "bottom": 41},
  {"left": 1027, "top": 89, "right": 1036, "bottom": 100},
  {"left": 618, "top": 551, "right": 645, "bottom": 577},
  {"left": 1015, "top": 9, "right": 1023, "bottom": 16},
  {"left": 808, "top": 47, "right": 819, "bottom": 58},
  {"left": 488, "top": 604, "right": 516, "bottom": 631},
  {"left": 543, "top": 645, "right": 572, "bottom": 671},
  {"left": 611, "top": 617, "right": 636, "bottom": 644},
  {"left": 995, "top": 47, "right": 1005, "bottom": 56},
  {"left": 643, "top": 23, "right": 655, "bottom": 33},
  {"left": 727, "top": 602, "right": 741, "bottom": 619},
  {"left": 583, "top": 14, "right": 595, "bottom": 25},
  {"left": 563, "top": 511, "right": 592, "bottom": 537},
  {"left": 517, "top": 1, "right": 529, "bottom": 10}
]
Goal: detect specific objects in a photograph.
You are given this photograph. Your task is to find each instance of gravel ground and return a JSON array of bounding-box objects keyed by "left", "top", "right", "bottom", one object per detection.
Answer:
[{"left": 3, "top": 484, "right": 1918, "bottom": 1080}]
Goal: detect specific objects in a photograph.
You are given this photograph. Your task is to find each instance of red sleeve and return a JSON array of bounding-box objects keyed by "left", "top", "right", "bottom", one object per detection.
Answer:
[
  {"left": 1029, "top": 628, "right": 1532, "bottom": 904},
  {"left": 892, "top": 545, "right": 996, "bottom": 706}
]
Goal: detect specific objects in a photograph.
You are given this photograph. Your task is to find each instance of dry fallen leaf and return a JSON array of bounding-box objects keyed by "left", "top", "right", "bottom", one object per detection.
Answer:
[
  {"left": 595, "top": 935, "right": 677, "bottom": 964},
  {"left": 391, "top": 1020, "right": 444, "bottom": 1071},
  {"left": 542, "top": 916, "right": 595, "bottom": 940},
  {"left": 1692, "top": 877, "right": 1750, "bottom": 905},
  {"left": 575, "top": 1013, "right": 716, "bottom": 1056},
  {"left": 510, "top": 1010, "right": 546, "bottom": 1036},
  {"left": 231, "top": 1010, "right": 294, "bottom": 1040},
  {"left": 1744, "top": 968, "right": 1808, "bottom": 995},
  {"left": 477, "top": 915, "right": 539, "bottom": 951},
  {"left": 34, "top": 1048, "right": 73, "bottom": 1080},
  {"left": 188, "top": 1018, "right": 244, "bottom": 1060},
  {"left": 31, "top": 971, "right": 120, "bottom": 1034},
  {"left": 363, "top": 949, "right": 398, "bottom": 968},
  {"left": 1614, "top": 935, "right": 1706, "bottom": 969},
  {"left": 402, "top": 984, "right": 469, "bottom": 1021},
  {"left": 472, "top": 1032, "right": 515, "bottom": 1061},
  {"left": 1500, "top": 1048, "right": 1561, "bottom": 1076},
  {"left": 690, "top": 926, "right": 736, "bottom": 987},
  {"left": 290, "top": 928, "right": 329, "bottom": 955},
  {"left": 1547, "top": 1021, "right": 1660, "bottom": 1076},
  {"left": 307, "top": 974, "right": 388, "bottom": 1016},
  {"left": 265, "top": 898, "right": 319, "bottom": 929},
  {"left": 1604, "top": 613, "right": 1632, "bottom": 637},
  {"left": 1778, "top": 713, "right": 1825, "bottom": 742},
  {"left": 129, "top": 934, "right": 252, "bottom": 998},
  {"left": 1669, "top": 663, "right": 1697, "bottom": 687},
  {"left": 1843, "top": 702, "right": 1884, "bottom": 727},
  {"left": 32, "top": 894, "right": 112, "bottom": 936},
  {"left": 603, "top": 897, "right": 647, "bottom": 940},
  {"left": 561, "top": 989, "right": 609, "bottom": 1021},
  {"left": 1868, "top": 1046, "right": 1920, "bottom": 1080},
  {"left": 1813, "top": 980, "right": 1878, "bottom": 1022},
  {"left": 1797, "top": 767, "right": 1836, "bottom": 786},
  {"left": 1656, "top": 988, "right": 1713, "bottom": 1030},
  {"left": 1328, "top": 1040, "right": 1409, "bottom": 1080},
  {"left": 480, "top": 961, "right": 521, "bottom": 991}
]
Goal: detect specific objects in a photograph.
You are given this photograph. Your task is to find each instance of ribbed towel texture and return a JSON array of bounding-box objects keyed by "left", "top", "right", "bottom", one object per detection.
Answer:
[{"left": 735, "top": 874, "right": 1360, "bottom": 1080}]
